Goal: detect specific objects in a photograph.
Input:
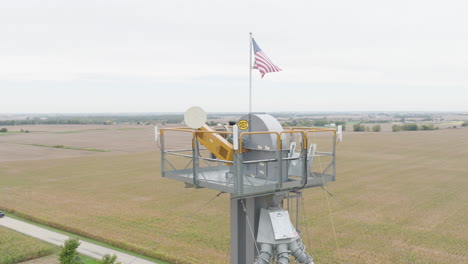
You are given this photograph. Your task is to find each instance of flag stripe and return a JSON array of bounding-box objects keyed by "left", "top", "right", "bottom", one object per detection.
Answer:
[
  {"left": 252, "top": 38, "right": 281, "bottom": 78},
  {"left": 256, "top": 55, "right": 277, "bottom": 75},
  {"left": 257, "top": 53, "right": 275, "bottom": 72},
  {"left": 257, "top": 55, "right": 274, "bottom": 72}
]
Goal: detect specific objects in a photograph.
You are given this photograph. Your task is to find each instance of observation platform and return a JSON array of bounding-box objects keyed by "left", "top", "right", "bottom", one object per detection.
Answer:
[{"left": 160, "top": 119, "right": 339, "bottom": 198}]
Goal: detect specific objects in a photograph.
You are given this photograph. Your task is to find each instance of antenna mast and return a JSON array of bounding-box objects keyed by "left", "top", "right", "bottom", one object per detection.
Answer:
[{"left": 249, "top": 32, "right": 253, "bottom": 113}]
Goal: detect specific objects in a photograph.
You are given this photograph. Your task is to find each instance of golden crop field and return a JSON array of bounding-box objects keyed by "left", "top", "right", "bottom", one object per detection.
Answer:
[
  {"left": 0, "top": 125, "right": 467, "bottom": 263},
  {"left": 0, "top": 226, "right": 57, "bottom": 264}
]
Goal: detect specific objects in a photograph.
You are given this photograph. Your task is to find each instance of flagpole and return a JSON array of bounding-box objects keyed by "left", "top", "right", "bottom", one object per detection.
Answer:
[{"left": 249, "top": 32, "right": 253, "bottom": 113}]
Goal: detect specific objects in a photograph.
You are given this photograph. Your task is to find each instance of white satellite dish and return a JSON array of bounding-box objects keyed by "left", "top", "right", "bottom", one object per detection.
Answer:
[{"left": 184, "top": 106, "right": 207, "bottom": 129}]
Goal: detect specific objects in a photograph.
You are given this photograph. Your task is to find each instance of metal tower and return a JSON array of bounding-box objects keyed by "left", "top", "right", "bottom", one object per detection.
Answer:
[{"left": 158, "top": 108, "right": 341, "bottom": 263}]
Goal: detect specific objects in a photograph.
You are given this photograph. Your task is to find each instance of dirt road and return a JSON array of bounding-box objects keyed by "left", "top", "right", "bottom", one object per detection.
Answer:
[{"left": 0, "top": 216, "right": 158, "bottom": 264}]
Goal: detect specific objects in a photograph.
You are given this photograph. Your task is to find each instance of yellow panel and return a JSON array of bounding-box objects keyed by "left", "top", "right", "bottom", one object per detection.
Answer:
[{"left": 196, "top": 125, "right": 234, "bottom": 162}]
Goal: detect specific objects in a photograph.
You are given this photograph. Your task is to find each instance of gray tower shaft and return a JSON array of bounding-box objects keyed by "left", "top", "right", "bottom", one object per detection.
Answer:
[{"left": 231, "top": 195, "right": 275, "bottom": 264}]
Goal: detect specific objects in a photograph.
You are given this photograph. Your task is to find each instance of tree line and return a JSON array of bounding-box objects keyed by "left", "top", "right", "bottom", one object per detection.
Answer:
[
  {"left": 0, "top": 115, "right": 184, "bottom": 126},
  {"left": 353, "top": 124, "right": 381, "bottom": 132},
  {"left": 391, "top": 123, "right": 439, "bottom": 132},
  {"left": 281, "top": 119, "right": 347, "bottom": 130}
]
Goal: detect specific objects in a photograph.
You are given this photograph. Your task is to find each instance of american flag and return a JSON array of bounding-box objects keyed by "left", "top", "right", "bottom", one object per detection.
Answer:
[{"left": 252, "top": 38, "right": 282, "bottom": 78}]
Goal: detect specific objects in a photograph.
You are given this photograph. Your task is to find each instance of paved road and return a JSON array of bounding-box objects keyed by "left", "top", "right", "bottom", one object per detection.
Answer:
[{"left": 0, "top": 216, "right": 158, "bottom": 264}]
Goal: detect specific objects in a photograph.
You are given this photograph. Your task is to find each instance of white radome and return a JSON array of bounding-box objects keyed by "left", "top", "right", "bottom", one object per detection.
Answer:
[{"left": 184, "top": 106, "right": 207, "bottom": 129}]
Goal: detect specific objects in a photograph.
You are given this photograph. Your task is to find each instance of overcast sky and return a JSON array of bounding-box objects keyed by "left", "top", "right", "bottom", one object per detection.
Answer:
[{"left": 1, "top": 0, "right": 467, "bottom": 113}]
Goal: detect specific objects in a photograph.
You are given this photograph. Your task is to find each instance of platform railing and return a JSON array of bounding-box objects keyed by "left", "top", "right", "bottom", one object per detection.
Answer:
[
  {"left": 160, "top": 127, "right": 337, "bottom": 196},
  {"left": 304, "top": 129, "right": 336, "bottom": 182}
]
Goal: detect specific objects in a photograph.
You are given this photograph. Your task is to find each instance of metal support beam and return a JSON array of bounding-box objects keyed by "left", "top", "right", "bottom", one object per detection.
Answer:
[
  {"left": 231, "top": 197, "right": 247, "bottom": 264},
  {"left": 231, "top": 195, "right": 277, "bottom": 264},
  {"left": 245, "top": 197, "right": 256, "bottom": 264}
]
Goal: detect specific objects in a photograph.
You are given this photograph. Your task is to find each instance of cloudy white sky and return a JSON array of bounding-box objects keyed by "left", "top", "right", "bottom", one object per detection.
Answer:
[{"left": 1, "top": 0, "right": 467, "bottom": 113}]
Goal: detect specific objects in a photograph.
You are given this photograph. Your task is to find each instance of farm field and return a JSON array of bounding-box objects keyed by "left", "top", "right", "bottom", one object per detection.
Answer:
[
  {"left": 16, "top": 255, "right": 58, "bottom": 264},
  {"left": 0, "top": 125, "right": 467, "bottom": 263},
  {"left": 0, "top": 226, "right": 57, "bottom": 264},
  {"left": 0, "top": 125, "right": 156, "bottom": 162},
  {"left": 14, "top": 254, "right": 98, "bottom": 264}
]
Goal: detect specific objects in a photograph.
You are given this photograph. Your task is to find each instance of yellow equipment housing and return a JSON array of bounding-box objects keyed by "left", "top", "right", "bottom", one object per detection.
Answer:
[{"left": 196, "top": 125, "right": 234, "bottom": 162}]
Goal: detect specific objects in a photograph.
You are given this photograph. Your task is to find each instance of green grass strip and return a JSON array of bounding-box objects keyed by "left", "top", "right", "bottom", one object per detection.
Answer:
[
  {"left": 0, "top": 131, "right": 25, "bottom": 136},
  {"left": 52, "top": 129, "right": 109, "bottom": 134},
  {"left": 114, "top": 127, "right": 146, "bottom": 130},
  {"left": 52, "top": 127, "right": 145, "bottom": 133},
  {"left": 80, "top": 254, "right": 100, "bottom": 264},
  {"left": 29, "top": 144, "right": 110, "bottom": 152}
]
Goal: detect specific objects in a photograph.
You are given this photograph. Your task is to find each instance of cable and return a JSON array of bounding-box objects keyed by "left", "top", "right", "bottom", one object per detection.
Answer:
[
  {"left": 301, "top": 196, "right": 312, "bottom": 254},
  {"left": 317, "top": 151, "right": 343, "bottom": 264},
  {"left": 321, "top": 186, "right": 334, "bottom": 197},
  {"left": 193, "top": 192, "right": 224, "bottom": 213}
]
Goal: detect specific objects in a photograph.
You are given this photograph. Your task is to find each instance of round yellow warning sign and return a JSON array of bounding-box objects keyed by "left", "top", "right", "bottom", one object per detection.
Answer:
[{"left": 238, "top": 120, "right": 249, "bottom": 130}]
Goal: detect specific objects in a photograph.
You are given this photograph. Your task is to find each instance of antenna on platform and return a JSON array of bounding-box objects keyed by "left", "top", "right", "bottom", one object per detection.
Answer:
[{"left": 184, "top": 106, "right": 207, "bottom": 129}]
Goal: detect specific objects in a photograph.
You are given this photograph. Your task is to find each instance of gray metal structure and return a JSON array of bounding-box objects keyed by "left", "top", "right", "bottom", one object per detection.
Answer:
[{"left": 159, "top": 113, "right": 340, "bottom": 263}]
